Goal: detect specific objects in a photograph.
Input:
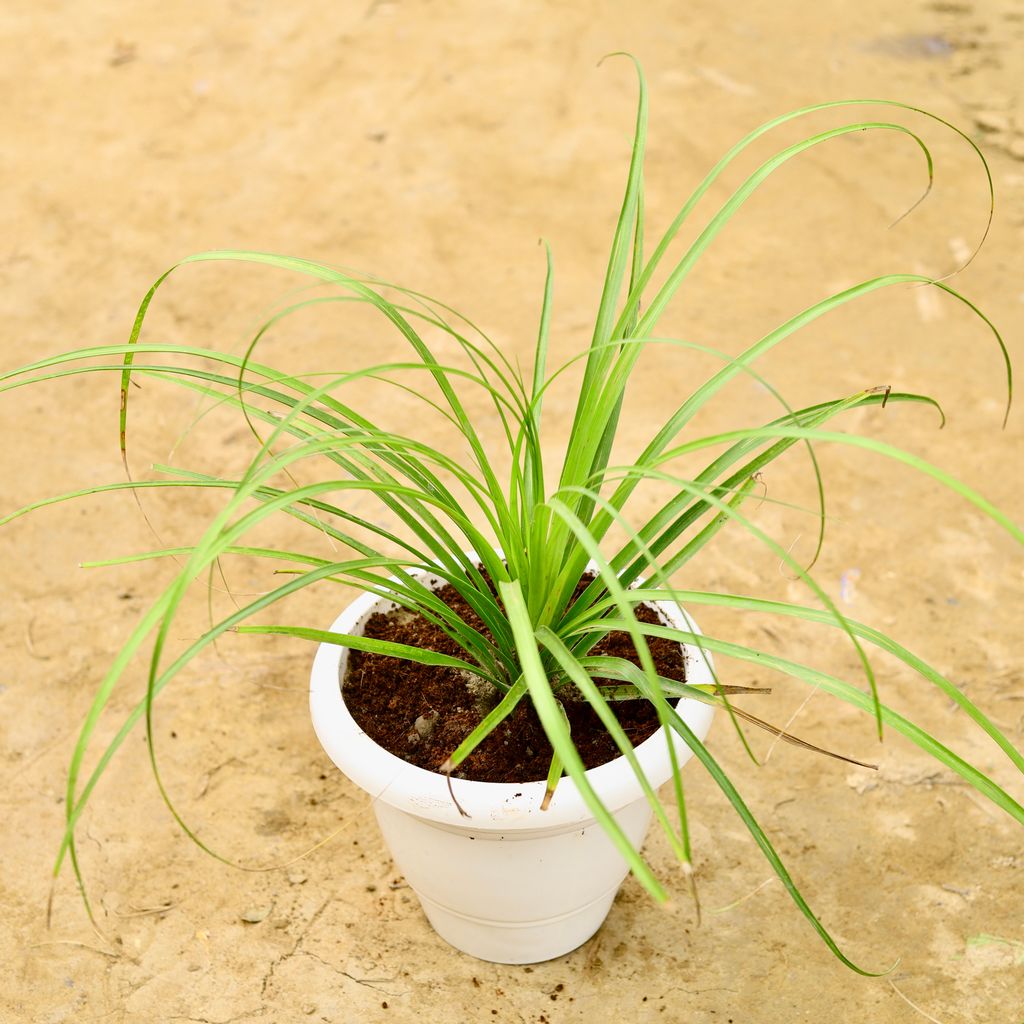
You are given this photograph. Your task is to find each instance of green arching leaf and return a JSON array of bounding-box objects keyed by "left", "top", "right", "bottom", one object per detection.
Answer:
[
  {"left": 554, "top": 472, "right": 884, "bottom": 741},
  {"left": 614, "top": 588, "right": 1024, "bottom": 778},
  {"left": 541, "top": 495, "right": 715, "bottom": 869},
  {"left": 60, "top": 551, "right": 505, "bottom": 872},
  {"left": 580, "top": 271, "right": 1009, "bottom": 582},
  {"left": 541, "top": 701, "right": 571, "bottom": 811},
  {"left": 546, "top": 477, "right": 764, "bottom": 767},
  {"left": 537, "top": 627, "right": 692, "bottom": 865},
  {"left": 658, "top": 701, "right": 893, "bottom": 976},
  {"left": 624, "top": 122, "right": 934, "bottom": 342},
  {"left": 118, "top": 251, "right": 519, "bottom": 541},
  {"left": 615, "top": 93, "right": 996, "bottom": 342},
  {"left": 542, "top": 748, "right": 564, "bottom": 812},
  {"left": 4, "top": 345, "right": 523, "bottom": 575},
  {"left": 231, "top": 291, "right": 530, "bottom": 514},
  {"left": 234, "top": 625, "right": 497, "bottom": 680},
  {"left": 645, "top": 424, "right": 1023, "bottom": 546},
  {"left": 571, "top": 619, "right": 1024, "bottom": 828},
  {"left": 55, "top": 559, "right": 404, "bottom": 869},
  {"left": 581, "top": 657, "right": 877, "bottom": 770},
  {"left": 498, "top": 578, "right": 668, "bottom": 901},
  {"left": 539, "top": 512, "right": 890, "bottom": 973},
  {"left": 573, "top": 55, "right": 648, "bottom": 394},
  {"left": 548, "top": 119, "right": 936, "bottom": 569},
  {"left": 440, "top": 677, "right": 530, "bottom": 772},
  {"left": 530, "top": 240, "right": 555, "bottom": 427},
  {"left": 556, "top": 54, "right": 648, "bottom": 540},
  {"left": 160, "top": 372, "right": 506, "bottom": 585}
]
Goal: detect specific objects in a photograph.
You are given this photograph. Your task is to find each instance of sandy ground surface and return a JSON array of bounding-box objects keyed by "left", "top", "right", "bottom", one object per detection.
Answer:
[{"left": 2, "top": 1, "right": 1023, "bottom": 1021}]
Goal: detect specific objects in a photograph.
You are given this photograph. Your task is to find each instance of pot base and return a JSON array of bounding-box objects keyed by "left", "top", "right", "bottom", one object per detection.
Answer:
[
  {"left": 417, "top": 886, "right": 617, "bottom": 965},
  {"left": 373, "top": 797, "right": 655, "bottom": 963}
]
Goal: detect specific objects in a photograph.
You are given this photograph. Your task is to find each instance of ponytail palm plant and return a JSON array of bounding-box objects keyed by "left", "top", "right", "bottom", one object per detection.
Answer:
[{"left": 3, "top": 60, "right": 1020, "bottom": 974}]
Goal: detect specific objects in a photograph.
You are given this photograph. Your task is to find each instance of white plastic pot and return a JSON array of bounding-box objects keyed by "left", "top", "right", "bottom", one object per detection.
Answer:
[{"left": 309, "top": 574, "right": 716, "bottom": 964}]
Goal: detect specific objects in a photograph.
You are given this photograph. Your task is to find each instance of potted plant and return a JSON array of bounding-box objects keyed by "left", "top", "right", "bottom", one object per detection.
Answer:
[{"left": 3, "top": 58, "right": 1020, "bottom": 972}]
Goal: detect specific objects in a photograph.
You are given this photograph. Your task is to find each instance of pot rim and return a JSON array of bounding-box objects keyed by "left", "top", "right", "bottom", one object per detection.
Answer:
[{"left": 309, "top": 579, "right": 716, "bottom": 831}]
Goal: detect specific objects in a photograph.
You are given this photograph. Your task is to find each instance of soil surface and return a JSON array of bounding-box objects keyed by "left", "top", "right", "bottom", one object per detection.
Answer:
[
  {"left": 2, "top": 2, "right": 1024, "bottom": 1023},
  {"left": 344, "top": 580, "right": 674, "bottom": 782}
]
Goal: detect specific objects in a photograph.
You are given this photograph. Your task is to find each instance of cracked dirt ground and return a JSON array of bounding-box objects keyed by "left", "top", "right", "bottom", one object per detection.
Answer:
[{"left": 2, "top": 1, "right": 1023, "bottom": 1021}]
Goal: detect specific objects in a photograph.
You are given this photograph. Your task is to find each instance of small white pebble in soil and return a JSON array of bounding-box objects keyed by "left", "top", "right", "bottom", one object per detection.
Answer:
[{"left": 414, "top": 711, "right": 438, "bottom": 739}]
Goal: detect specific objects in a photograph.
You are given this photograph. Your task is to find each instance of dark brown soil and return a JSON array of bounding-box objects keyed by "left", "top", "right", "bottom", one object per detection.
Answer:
[{"left": 341, "top": 577, "right": 687, "bottom": 783}]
